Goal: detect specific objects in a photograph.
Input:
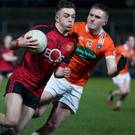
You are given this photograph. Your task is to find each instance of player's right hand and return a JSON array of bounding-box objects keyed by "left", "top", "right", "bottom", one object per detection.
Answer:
[{"left": 16, "top": 36, "right": 39, "bottom": 48}]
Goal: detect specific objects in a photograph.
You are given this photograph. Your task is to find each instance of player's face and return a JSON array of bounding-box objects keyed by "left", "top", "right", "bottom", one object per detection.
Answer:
[
  {"left": 87, "top": 8, "right": 108, "bottom": 33},
  {"left": 56, "top": 8, "right": 75, "bottom": 33},
  {"left": 128, "top": 36, "right": 135, "bottom": 49},
  {"left": 4, "top": 35, "right": 13, "bottom": 48}
]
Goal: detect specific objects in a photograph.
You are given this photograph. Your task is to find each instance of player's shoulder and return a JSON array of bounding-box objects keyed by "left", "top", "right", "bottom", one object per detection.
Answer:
[
  {"left": 101, "top": 31, "right": 115, "bottom": 50},
  {"left": 74, "top": 22, "right": 86, "bottom": 26},
  {"left": 71, "top": 22, "right": 86, "bottom": 36},
  {"left": 115, "top": 44, "right": 125, "bottom": 54},
  {"left": 116, "top": 44, "right": 124, "bottom": 49},
  {"left": 32, "top": 24, "right": 54, "bottom": 34},
  {"left": 104, "top": 32, "right": 114, "bottom": 45},
  {"left": 73, "top": 22, "right": 86, "bottom": 29}
]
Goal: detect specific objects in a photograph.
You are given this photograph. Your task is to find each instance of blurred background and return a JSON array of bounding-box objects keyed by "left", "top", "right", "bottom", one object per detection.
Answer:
[{"left": 0, "top": 0, "right": 135, "bottom": 77}]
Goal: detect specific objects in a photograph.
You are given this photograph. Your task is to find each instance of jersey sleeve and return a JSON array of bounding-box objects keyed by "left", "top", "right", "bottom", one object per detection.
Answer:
[
  {"left": 59, "top": 45, "right": 76, "bottom": 68},
  {"left": 104, "top": 36, "right": 115, "bottom": 57}
]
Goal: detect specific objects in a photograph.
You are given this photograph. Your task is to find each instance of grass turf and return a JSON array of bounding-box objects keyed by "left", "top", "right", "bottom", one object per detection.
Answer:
[{"left": 0, "top": 77, "right": 135, "bottom": 135}]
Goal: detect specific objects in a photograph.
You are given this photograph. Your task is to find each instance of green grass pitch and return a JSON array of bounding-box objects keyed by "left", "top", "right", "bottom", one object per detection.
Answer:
[{"left": 0, "top": 77, "right": 135, "bottom": 135}]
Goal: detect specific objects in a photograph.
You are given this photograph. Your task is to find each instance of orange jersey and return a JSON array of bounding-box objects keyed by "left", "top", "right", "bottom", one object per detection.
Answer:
[
  {"left": 66, "top": 22, "right": 115, "bottom": 86},
  {"left": 116, "top": 44, "right": 135, "bottom": 74}
]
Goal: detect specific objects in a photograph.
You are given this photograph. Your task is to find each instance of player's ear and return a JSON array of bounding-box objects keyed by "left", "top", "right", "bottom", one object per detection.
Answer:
[
  {"left": 104, "top": 16, "right": 108, "bottom": 26},
  {"left": 103, "top": 19, "right": 108, "bottom": 26},
  {"left": 55, "top": 15, "right": 59, "bottom": 23},
  {"left": 104, "top": 21, "right": 107, "bottom": 26},
  {"left": 103, "top": 14, "right": 108, "bottom": 26}
]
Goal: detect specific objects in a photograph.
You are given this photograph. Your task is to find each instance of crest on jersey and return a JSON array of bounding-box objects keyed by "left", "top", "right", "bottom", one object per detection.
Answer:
[
  {"left": 66, "top": 43, "right": 73, "bottom": 51},
  {"left": 97, "top": 44, "right": 102, "bottom": 49},
  {"left": 86, "top": 39, "right": 93, "bottom": 48}
]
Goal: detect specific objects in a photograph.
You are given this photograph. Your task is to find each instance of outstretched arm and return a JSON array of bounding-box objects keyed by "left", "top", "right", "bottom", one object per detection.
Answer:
[
  {"left": 106, "top": 55, "right": 127, "bottom": 77},
  {"left": 2, "top": 52, "right": 18, "bottom": 62}
]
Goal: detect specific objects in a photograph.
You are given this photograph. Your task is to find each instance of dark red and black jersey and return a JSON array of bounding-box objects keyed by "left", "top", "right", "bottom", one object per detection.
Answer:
[{"left": 10, "top": 24, "right": 76, "bottom": 97}]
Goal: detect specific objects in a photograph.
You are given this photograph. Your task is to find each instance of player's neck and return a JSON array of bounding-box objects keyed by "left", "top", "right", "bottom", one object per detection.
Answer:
[
  {"left": 55, "top": 23, "right": 68, "bottom": 36},
  {"left": 89, "top": 29, "right": 102, "bottom": 35}
]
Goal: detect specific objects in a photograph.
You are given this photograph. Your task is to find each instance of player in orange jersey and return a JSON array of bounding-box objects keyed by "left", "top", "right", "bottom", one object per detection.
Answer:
[
  {"left": 107, "top": 35, "right": 135, "bottom": 111},
  {"left": 31, "top": 3, "right": 127, "bottom": 135}
]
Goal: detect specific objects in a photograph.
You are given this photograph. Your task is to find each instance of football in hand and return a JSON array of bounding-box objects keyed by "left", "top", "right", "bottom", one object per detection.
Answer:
[{"left": 24, "top": 30, "right": 47, "bottom": 54}]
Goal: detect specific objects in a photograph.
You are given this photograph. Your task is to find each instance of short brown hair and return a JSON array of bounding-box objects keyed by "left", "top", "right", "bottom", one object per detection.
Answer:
[
  {"left": 55, "top": 0, "right": 76, "bottom": 14},
  {"left": 90, "top": 3, "right": 110, "bottom": 17}
]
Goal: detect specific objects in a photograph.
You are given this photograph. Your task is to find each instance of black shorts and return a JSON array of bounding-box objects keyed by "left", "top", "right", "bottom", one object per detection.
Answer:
[{"left": 5, "top": 80, "right": 40, "bottom": 110}]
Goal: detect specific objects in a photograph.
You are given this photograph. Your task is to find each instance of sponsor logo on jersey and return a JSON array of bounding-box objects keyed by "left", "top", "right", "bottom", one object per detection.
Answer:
[
  {"left": 43, "top": 48, "right": 64, "bottom": 62},
  {"left": 75, "top": 45, "right": 96, "bottom": 60}
]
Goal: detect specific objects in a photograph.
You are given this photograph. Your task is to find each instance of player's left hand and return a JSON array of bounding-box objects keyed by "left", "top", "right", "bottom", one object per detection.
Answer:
[
  {"left": 117, "top": 55, "right": 127, "bottom": 71},
  {"left": 63, "top": 67, "right": 71, "bottom": 78}
]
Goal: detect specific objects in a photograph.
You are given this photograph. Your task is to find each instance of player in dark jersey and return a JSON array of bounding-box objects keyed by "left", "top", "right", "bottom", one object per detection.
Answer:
[
  {"left": 0, "top": 35, "right": 18, "bottom": 87},
  {"left": 0, "top": 0, "right": 76, "bottom": 134}
]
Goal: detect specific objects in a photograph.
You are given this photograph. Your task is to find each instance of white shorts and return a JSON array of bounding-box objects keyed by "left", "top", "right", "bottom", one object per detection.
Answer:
[
  {"left": 45, "top": 74, "right": 83, "bottom": 113},
  {"left": 112, "top": 72, "right": 131, "bottom": 85}
]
